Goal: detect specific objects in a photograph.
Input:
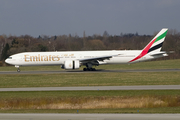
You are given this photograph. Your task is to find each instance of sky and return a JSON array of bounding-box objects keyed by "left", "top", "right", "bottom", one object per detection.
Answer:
[{"left": 0, "top": 0, "right": 180, "bottom": 37}]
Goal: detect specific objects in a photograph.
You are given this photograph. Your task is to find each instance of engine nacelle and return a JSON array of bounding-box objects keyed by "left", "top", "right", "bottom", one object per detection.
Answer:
[{"left": 63, "top": 60, "right": 80, "bottom": 70}]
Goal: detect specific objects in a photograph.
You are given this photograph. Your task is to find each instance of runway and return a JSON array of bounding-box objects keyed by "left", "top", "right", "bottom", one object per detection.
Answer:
[
  {"left": 0, "top": 85, "right": 180, "bottom": 91},
  {"left": 0, "top": 68, "right": 180, "bottom": 74},
  {"left": 0, "top": 114, "right": 180, "bottom": 120}
]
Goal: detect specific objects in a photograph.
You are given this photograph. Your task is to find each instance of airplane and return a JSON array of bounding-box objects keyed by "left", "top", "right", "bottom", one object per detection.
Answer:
[{"left": 5, "top": 28, "right": 168, "bottom": 72}]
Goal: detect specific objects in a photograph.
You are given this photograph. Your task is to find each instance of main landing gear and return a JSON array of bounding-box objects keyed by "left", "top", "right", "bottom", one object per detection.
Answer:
[
  {"left": 83, "top": 68, "right": 96, "bottom": 71},
  {"left": 83, "top": 63, "right": 96, "bottom": 71},
  {"left": 15, "top": 65, "right": 20, "bottom": 72}
]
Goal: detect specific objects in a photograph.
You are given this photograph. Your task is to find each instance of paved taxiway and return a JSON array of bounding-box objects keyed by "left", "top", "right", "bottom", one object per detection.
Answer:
[
  {"left": 0, "top": 114, "right": 180, "bottom": 120},
  {"left": 0, "top": 85, "right": 180, "bottom": 91},
  {"left": 0, "top": 68, "right": 180, "bottom": 74}
]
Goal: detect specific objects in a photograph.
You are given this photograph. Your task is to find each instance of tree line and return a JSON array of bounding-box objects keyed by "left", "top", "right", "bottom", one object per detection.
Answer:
[{"left": 0, "top": 29, "right": 179, "bottom": 66}]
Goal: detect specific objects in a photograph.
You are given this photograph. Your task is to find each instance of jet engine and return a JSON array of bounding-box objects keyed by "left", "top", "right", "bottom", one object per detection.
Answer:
[{"left": 63, "top": 60, "right": 80, "bottom": 70}]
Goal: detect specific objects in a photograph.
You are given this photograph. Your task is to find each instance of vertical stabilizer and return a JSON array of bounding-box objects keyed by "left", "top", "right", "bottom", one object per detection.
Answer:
[
  {"left": 129, "top": 28, "right": 168, "bottom": 62},
  {"left": 144, "top": 28, "right": 168, "bottom": 54}
]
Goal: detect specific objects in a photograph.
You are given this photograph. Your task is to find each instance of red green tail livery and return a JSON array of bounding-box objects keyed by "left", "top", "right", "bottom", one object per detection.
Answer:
[{"left": 129, "top": 28, "right": 168, "bottom": 62}]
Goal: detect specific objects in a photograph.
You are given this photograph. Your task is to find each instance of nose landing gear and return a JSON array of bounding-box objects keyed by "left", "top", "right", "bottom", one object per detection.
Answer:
[
  {"left": 17, "top": 68, "right": 21, "bottom": 72},
  {"left": 15, "top": 65, "right": 20, "bottom": 72}
]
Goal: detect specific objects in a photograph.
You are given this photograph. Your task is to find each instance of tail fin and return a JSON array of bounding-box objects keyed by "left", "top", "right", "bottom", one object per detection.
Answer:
[
  {"left": 129, "top": 28, "right": 168, "bottom": 62},
  {"left": 143, "top": 28, "right": 168, "bottom": 54}
]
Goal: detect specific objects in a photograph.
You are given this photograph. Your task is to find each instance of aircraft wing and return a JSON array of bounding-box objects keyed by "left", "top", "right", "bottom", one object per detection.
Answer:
[{"left": 79, "top": 54, "right": 119, "bottom": 64}]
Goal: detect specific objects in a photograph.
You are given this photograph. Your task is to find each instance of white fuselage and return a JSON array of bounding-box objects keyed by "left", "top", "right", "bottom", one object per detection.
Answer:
[{"left": 5, "top": 50, "right": 160, "bottom": 67}]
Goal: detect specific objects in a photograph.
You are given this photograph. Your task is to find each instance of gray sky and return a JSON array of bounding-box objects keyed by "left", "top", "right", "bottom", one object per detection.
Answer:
[{"left": 0, "top": 0, "right": 180, "bottom": 37}]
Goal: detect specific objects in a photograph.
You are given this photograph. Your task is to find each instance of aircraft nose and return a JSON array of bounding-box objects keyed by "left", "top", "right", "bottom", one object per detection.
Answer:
[
  {"left": 5, "top": 59, "right": 9, "bottom": 64},
  {"left": 5, "top": 58, "right": 12, "bottom": 64}
]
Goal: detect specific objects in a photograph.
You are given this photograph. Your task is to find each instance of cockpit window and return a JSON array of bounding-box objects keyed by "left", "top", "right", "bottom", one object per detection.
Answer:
[{"left": 8, "top": 57, "right": 12, "bottom": 59}]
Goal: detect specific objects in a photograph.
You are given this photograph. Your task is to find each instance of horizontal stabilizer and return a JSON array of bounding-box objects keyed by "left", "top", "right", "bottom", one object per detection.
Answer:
[{"left": 150, "top": 52, "right": 167, "bottom": 56}]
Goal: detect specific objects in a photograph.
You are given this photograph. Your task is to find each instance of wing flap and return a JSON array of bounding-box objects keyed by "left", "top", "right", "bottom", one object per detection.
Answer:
[{"left": 79, "top": 55, "right": 112, "bottom": 62}]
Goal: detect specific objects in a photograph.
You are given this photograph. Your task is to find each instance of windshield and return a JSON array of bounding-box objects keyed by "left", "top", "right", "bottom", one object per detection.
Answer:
[{"left": 8, "top": 57, "right": 12, "bottom": 59}]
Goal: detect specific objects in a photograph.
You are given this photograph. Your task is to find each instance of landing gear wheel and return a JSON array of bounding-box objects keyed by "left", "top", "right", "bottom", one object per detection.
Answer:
[
  {"left": 83, "top": 68, "right": 96, "bottom": 71},
  {"left": 17, "top": 69, "right": 20, "bottom": 72},
  {"left": 92, "top": 68, "right": 96, "bottom": 71}
]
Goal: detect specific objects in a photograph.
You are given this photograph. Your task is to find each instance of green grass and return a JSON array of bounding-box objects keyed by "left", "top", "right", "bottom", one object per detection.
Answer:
[
  {"left": 0, "top": 72, "right": 180, "bottom": 88},
  {"left": 99, "top": 59, "right": 180, "bottom": 70},
  {"left": 1, "top": 59, "right": 180, "bottom": 71}
]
